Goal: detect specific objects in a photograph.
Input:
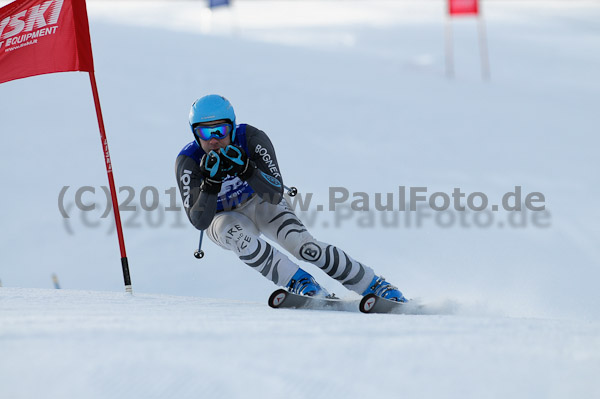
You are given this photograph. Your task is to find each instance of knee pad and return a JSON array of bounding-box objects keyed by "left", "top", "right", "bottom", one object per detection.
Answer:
[{"left": 207, "top": 212, "right": 259, "bottom": 251}]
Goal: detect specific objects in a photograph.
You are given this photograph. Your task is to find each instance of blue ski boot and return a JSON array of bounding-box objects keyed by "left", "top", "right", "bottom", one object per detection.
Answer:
[
  {"left": 362, "top": 276, "right": 407, "bottom": 302},
  {"left": 286, "top": 268, "right": 329, "bottom": 297}
]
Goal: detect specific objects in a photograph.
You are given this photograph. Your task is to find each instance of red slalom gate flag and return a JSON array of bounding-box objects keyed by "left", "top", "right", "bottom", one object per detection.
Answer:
[
  {"left": 0, "top": 0, "right": 94, "bottom": 84},
  {"left": 0, "top": 0, "right": 132, "bottom": 293},
  {"left": 448, "top": 0, "right": 479, "bottom": 16}
]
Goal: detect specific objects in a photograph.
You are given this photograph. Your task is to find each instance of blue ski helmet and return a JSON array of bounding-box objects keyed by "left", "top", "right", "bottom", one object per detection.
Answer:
[{"left": 189, "top": 95, "right": 237, "bottom": 143}]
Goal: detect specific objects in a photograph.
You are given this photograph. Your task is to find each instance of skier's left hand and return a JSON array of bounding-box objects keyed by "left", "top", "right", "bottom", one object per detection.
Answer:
[{"left": 220, "top": 145, "right": 254, "bottom": 180}]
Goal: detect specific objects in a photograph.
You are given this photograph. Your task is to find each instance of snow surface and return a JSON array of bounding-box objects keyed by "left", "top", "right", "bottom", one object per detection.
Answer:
[
  {"left": 1, "top": 1, "right": 600, "bottom": 398},
  {"left": 2, "top": 287, "right": 599, "bottom": 399}
]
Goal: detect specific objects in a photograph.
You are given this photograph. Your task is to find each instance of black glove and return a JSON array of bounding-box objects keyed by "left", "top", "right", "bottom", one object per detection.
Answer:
[
  {"left": 199, "top": 151, "right": 226, "bottom": 194},
  {"left": 220, "top": 145, "right": 255, "bottom": 180}
]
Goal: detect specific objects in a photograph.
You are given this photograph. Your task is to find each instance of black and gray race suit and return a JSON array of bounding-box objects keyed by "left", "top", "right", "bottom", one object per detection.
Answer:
[{"left": 175, "top": 124, "right": 375, "bottom": 293}]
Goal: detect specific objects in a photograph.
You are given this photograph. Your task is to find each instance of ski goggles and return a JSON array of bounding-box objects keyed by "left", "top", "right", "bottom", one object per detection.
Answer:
[{"left": 193, "top": 122, "right": 233, "bottom": 141}]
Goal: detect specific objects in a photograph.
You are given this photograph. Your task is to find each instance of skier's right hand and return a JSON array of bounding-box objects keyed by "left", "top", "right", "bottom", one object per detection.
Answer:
[
  {"left": 220, "top": 145, "right": 254, "bottom": 180},
  {"left": 199, "top": 151, "right": 226, "bottom": 194}
]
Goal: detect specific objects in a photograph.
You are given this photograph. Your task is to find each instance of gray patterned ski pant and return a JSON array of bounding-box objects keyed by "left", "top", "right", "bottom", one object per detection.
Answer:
[{"left": 206, "top": 195, "right": 375, "bottom": 294}]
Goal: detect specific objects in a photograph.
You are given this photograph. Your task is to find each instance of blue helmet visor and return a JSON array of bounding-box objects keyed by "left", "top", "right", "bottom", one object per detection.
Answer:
[{"left": 193, "top": 123, "right": 233, "bottom": 141}]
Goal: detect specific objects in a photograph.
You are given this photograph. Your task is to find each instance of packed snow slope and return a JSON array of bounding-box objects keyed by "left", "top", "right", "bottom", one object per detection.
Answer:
[
  {"left": 1, "top": 287, "right": 599, "bottom": 399},
  {"left": 1, "top": 1, "right": 600, "bottom": 397}
]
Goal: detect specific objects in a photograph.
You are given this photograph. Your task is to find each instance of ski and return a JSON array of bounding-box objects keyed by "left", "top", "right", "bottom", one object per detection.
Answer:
[
  {"left": 268, "top": 289, "right": 358, "bottom": 312},
  {"left": 359, "top": 293, "right": 425, "bottom": 314},
  {"left": 269, "top": 289, "right": 429, "bottom": 315}
]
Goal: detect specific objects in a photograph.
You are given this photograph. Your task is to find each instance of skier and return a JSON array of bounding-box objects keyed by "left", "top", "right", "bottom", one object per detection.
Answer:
[{"left": 175, "top": 94, "right": 406, "bottom": 302}]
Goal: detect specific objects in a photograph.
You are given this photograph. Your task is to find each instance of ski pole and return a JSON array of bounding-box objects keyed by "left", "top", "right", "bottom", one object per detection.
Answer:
[
  {"left": 284, "top": 185, "right": 298, "bottom": 196},
  {"left": 194, "top": 230, "right": 205, "bottom": 259}
]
